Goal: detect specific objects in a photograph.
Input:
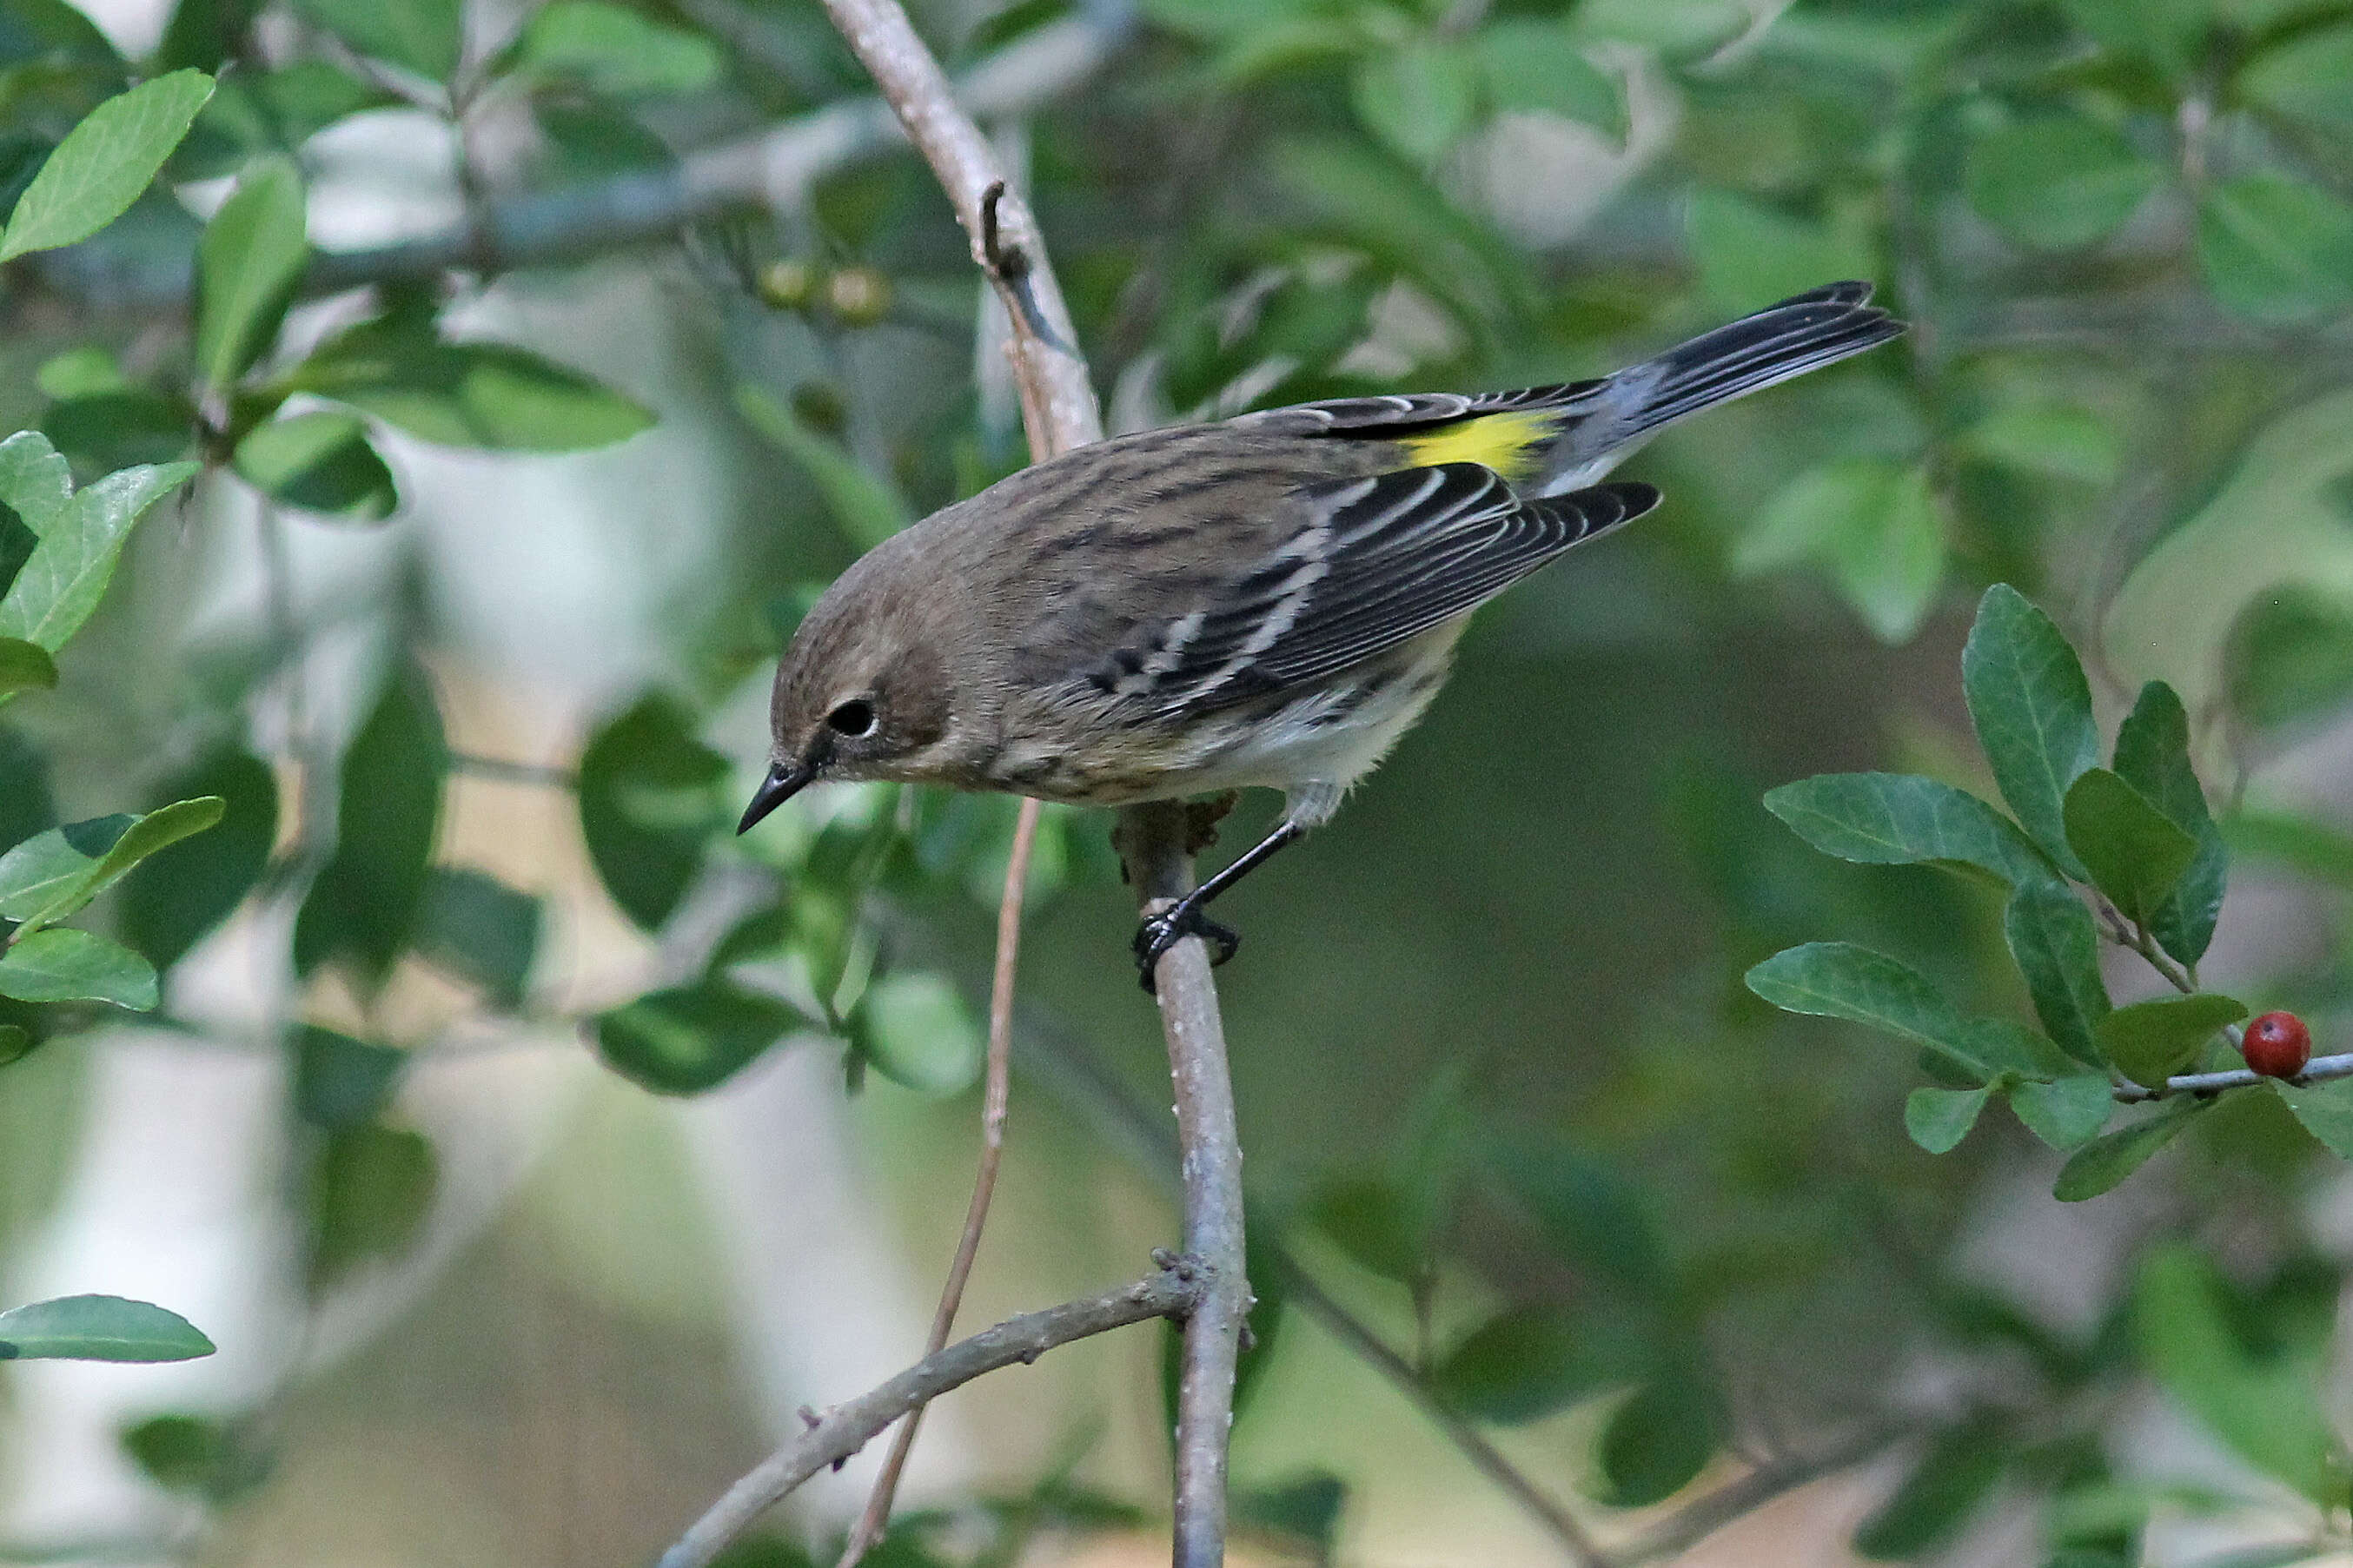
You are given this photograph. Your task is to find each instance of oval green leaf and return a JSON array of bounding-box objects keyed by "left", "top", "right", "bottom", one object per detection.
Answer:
[
  {"left": 1904, "top": 1085, "right": 1990, "bottom": 1154},
  {"left": 233, "top": 410, "right": 397, "bottom": 519},
  {"left": 1965, "top": 115, "right": 2160, "bottom": 250},
  {"left": 593, "top": 981, "right": 801, "bottom": 1095},
  {"left": 2003, "top": 879, "right": 2111, "bottom": 1067},
  {"left": 1745, "top": 943, "right": 2044, "bottom": 1082},
  {"left": 1765, "top": 771, "right": 2054, "bottom": 886},
  {"left": 0, "top": 69, "right": 215, "bottom": 262},
  {"left": 2197, "top": 174, "right": 2353, "bottom": 324},
  {"left": 2097, "top": 993, "right": 2247, "bottom": 1089},
  {"left": 852, "top": 970, "right": 981, "bottom": 1096},
  {"left": 195, "top": 155, "right": 307, "bottom": 391},
  {"left": 0, "top": 1294, "right": 214, "bottom": 1361},
  {"left": 2063, "top": 768, "right": 2197, "bottom": 925},
  {"left": 1961, "top": 584, "right": 2100, "bottom": 878},
  {"left": 0, "top": 927, "right": 159, "bottom": 1009},
  {"left": 2053, "top": 1099, "right": 2204, "bottom": 1201}
]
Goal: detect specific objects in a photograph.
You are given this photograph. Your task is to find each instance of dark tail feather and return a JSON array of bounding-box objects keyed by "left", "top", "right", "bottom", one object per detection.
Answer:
[{"left": 1621, "top": 281, "right": 1904, "bottom": 438}]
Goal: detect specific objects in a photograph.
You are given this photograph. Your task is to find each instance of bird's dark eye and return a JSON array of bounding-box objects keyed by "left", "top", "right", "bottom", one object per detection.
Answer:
[{"left": 825, "top": 699, "right": 876, "bottom": 737}]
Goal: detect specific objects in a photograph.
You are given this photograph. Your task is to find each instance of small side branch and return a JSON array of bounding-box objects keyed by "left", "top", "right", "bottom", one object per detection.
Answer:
[{"left": 658, "top": 1267, "right": 1202, "bottom": 1568}]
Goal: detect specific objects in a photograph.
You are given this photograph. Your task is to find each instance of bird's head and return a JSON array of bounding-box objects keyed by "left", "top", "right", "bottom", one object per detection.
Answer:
[{"left": 737, "top": 556, "right": 953, "bottom": 834}]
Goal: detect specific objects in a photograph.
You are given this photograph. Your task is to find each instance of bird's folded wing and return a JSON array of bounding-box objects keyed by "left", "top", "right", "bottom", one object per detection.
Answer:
[{"left": 1097, "top": 464, "right": 1658, "bottom": 718}]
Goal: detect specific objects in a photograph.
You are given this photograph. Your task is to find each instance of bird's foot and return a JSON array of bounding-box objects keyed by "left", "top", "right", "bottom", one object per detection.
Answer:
[{"left": 1132, "top": 902, "right": 1241, "bottom": 993}]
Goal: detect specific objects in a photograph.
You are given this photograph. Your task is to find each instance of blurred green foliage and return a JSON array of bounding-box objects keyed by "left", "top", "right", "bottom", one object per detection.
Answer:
[{"left": 3, "top": 0, "right": 2353, "bottom": 1562}]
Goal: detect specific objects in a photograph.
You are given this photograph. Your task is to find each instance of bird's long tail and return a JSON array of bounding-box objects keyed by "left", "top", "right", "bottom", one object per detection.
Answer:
[{"left": 1538, "top": 281, "right": 1904, "bottom": 493}]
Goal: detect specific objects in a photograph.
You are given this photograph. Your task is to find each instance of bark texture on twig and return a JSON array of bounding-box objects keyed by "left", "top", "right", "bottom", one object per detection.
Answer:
[
  {"left": 656, "top": 1269, "right": 1200, "bottom": 1568},
  {"left": 1114, "top": 801, "right": 1249, "bottom": 1568}
]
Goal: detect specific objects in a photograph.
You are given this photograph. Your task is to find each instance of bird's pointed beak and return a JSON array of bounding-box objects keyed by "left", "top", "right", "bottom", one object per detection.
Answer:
[{"left": 737, "top": 760, "right": 812, "bottom": 834}]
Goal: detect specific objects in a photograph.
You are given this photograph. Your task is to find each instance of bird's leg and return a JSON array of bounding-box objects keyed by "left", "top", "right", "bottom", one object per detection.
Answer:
[{"left": 1133, "top": 819, "right": 1306, "bottom": 992}]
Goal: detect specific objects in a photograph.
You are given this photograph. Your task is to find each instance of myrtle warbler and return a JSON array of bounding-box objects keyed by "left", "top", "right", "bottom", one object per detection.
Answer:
[{"left": 740, "top": 282, "right": 1904, "bottom": 987}]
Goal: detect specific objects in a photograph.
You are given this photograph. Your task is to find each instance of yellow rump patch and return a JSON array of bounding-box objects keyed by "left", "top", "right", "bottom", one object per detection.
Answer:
[{"left": 1401, "top": 409, "right": 1554, "bottom": 483}]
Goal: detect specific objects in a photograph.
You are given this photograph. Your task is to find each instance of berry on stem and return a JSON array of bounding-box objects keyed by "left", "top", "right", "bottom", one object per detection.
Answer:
[{"left": 2243, "top": 1011, "right": 2312, "bottom": 1078}]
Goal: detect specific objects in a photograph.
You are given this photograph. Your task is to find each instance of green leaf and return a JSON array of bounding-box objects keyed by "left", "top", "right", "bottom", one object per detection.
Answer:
[
  {"left": 0, "top": 1295, "right": 213, "bottom": 1361},
  {"left": 2113, "top": 681, "right": 2226, "bottom": 965},
  {"left": 289, "top": 317, "right": 653, "bottom": 451},
  {"left": 2226, "top": 587, "right": 2353, "bottom": 731},
  {"left": 1232, "top": 1474, "right": 1346, "bottom": 1555},
  {"left": 118, "top": 1411, "right": 267, "bottom": 1500},
  {"left": 289, "top": 0, "right": 460, "bottom": 82},
  {"left": 1306, "top": 1176, "right": 1424, "bottom": 1284},
  {"left": 1905, "top": 1086, "right": 1991, "bottom": 1154},
  {"left": 509, "top": 1, "right": 722, "bottom": 97},
  {"left": 40, "top": 388, "right": 196, "bottom": 473},
  {"left": 1489, "top": 1132, "right": 1666, "bottom": 1297},
  {"left": 292, "top": 667, "right": 445, "bottom": 989},
  {"left": 1744, "top": 943, "right": 2049, "bottom": 1082},
  {"left": 0, "top": 637, "right": 56, "bottom": 698},
  {"left": 308, "top": 1122, "right": 434, "bottom": 1286},
  {"left": 186, "top": 61, "right": 394, "bottom": 173},
  {"left": 1852, "top": 1420, "right": 2007, "bottom": 1559},
  {"left": 1594, "top": 1375, "right": 1716, "bottom": 1506},
  {"left": 2054, "top": 1099, "right": 2204, "bottom": 1200},
  {"left": 1468, "top": 20, "right": 1621, "bottom": 135},
  {"left": 232, "top": 410, "right": 398, "bottom": 520},
  {"left": 1351, "top": 39, "right": 1478, "bottom": 165},
  {"left": 2225, "top": 808, "right": 2353, "bottom": 892},
  {"left": 194, "top": 155, "right": 306, "bottom": 391},
  {"left": 0, "top": 1025, "right": 29, "bottom": 1068},
  {"left": 1735, "top": 458, "right": 1946, "bottom": 644},
  {"left": 1965, "top": 115, "right": 2161, "bottom": 250},
  {"left": 2273, "top": 1075, "right": 2353, "bottom": 1158},
  {"left": 2003, "top": 880, "right": 2111, "bottom": 1067},
  {"left": 0, "top": 453, "right": 199, "bottom": 653},
  {"left": 1960, "top": 400, "right": 2120, "bottom": 486},
  {"left": 0, "top": 797, "right": 222, "bottom": 933},
  {"left": 2097, "top": 994, "right": 2247, "bottom": 1089},
  {"left": 157, "top": 0, "right": 263, "bottom": 71},
  {"left": 2197, "top": 175, "right": 2353, "bottom": 323},
  {"left": 413, "top": 867, "right": 538, "bottom": 1009},
  {"left": 0, "top": 430, "right": 70, "bottom": 535},
  {"left": 2062, "top": 769, "right": 2197, "bottom": 925},
  {"left": 0, "top": 723, "right": 57, "bottom": 856},
  {"left": 850, "top": 971, "right": 980, "bottom": 1095},
  {"left": 119, "top": 749, "right": 275, "bottom": 970},
  {"left": 0, "top": 69, "right": 215, "bottom": 261},
  {"left": 1961, "top": 585, "right": 2100, "bottom": 878},
  {"left": 592, "top": 980, "right": 802, "bottom": 1095},
  {"left": 1687, "top": 190, "right": 1873, "bottom": 317},
  {"left": 2239, "top": 23, "right": 2353, "bottom": 138},
  {"left": 577, "top": 693, "right": 731, "bottom": 930},
  {"left": 2011, "top": 1075, "right": 2114, "bottom": 1151},
  {"left": 2135, "top": 1245, "right": 2337, "bottom": 1501},
  {"left": 291, "top": 1025, "right": 406, "bottom": 1128},
  {"left": 0, "top": 927, "right": 158, "bottom": 1009},
  {"left": 732, "top": 386, "right": 909, "bottom": 551},
  {"left": 1429, "top": 1307, "right": 1615, "bottom": 1425},
  {"left": 1765, "top": 771, "right": 2055, "bottom": 886}
]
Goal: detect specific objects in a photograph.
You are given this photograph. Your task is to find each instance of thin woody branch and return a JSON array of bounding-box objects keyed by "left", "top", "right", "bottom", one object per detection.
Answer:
[
  {"left": 2112, "top": 1050, "right": 2353, "bottom": 1102},
  {"left": 791, "top": 6, "right": 1249, "bottom": 1568},
  {"left": 656, "top": 1267, "right": 1203, "bottom": 1568}
]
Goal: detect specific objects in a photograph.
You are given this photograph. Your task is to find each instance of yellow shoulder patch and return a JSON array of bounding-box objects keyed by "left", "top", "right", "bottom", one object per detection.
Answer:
[{"left": 1401, "top": 409, "right": 1554, "bottom": 483}]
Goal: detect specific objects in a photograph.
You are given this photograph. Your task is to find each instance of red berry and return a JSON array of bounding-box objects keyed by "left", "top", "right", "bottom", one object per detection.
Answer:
[{"left": 2243, "top": 1011, "right": 2312, "bottom": 1078}]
